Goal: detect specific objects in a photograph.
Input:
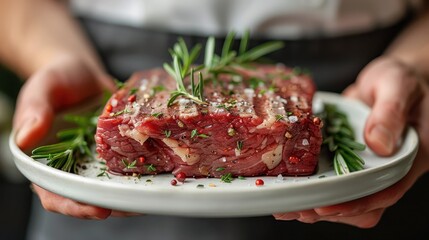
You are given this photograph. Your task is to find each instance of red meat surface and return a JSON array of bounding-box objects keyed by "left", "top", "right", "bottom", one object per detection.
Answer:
[{"left": 95, "top": 65, "right": 323, "bottom": 177}]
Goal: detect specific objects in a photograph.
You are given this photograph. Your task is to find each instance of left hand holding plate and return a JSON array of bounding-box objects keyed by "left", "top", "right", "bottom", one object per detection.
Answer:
[{"left": 13, "top": 54, "right": 135, "bottom": 219}]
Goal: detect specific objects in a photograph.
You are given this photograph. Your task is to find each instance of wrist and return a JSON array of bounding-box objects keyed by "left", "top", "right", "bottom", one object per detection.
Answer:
[
  {"left": 0, "top": 0, "right": 105, "bottom": 79},
  {"left": 24, "top": 51, "right": 106, "bottom": 80}
]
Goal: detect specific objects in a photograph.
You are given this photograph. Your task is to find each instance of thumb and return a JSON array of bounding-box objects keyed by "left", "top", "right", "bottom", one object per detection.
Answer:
[
  {"left": 13, "top": 59, "right": 112, "bottom": 150},
  {"left": 364, "top": 70, "right": 421, "bottom": 156},
  {"left": 14, "top": 77, "right": 55, "bottom": 150}
]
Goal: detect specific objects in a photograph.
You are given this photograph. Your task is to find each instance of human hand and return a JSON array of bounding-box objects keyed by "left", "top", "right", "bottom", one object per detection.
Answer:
[
  {"left": 12, "top": 54, "right": 128, "bottom": 219},
  {"left": 273, "top": 57, "right": 429, "bottom": 228}
]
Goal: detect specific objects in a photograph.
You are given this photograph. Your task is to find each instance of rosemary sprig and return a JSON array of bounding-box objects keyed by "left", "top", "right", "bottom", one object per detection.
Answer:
[
  {"left": 164, "top": 32, "right": 284, "bottom": 106},
  {"left": 164, "top": 59, "right": 206, "bottom": 107},
  {"left": 320, "top": 103, "right": 366, "bottom": 175},
  {"left": 164, "top": 38, "right": 206, "bottom": 107},
  {"left": 204, "top": 32, "right": 284, "bottom": 77},
  {"left": 31, "top": 114, "right": 98, "bottom": 173}
]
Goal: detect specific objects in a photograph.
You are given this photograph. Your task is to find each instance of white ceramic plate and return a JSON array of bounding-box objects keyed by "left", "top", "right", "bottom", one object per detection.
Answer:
[{"left": 9, "top": 92, "right": 419, "bottom": 217}]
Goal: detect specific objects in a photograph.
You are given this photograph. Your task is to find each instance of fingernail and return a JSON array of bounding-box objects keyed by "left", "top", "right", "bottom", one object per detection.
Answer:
[
  {"left": 275, "top": 212, "right": 300, "bottom": 220},
  {"left": 314, "top": 208, "right": 340, "bottom": 217},
  {"left": 16, "top": 118, "right": 37, "bottom": 146},
  {"left": 370, "top": 125, "right": 394, "bottom": 153},
  {"left": 89, "top": 216, "right": 105, "bottom": 220}
]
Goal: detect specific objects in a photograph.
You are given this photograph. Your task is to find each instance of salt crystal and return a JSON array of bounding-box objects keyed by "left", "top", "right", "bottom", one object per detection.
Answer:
[
  {"left": 276, "top": 96, "right": 288, "bottom": 104},
  {"left": 244, "top": 88, "right": 255, "bottom": 97},
  {"left": 235, "top": 148, "right": 241, "bottom": 157},
  {"left": 302, "top": 139, "right": 309, "bottom": 146},
  {"left": 111, "top": 99, "right": 118, "bottom": 107},
  {"left": 275, "top": 174, "right": 284, "bottom": 183},
  {"left": 178, "top": 98, "right": 191, "bottom": 105},
  {"left": 288, "top": 116, "right": 298, "bottom": 123},
  {"left": 139, "top": 78, "right": 148, "bottom": 91}
]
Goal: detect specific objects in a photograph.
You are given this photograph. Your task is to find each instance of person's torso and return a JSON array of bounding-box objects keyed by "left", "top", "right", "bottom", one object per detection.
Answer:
[{"left": 71, "top": 0, "right": 416, "bottom": 39}]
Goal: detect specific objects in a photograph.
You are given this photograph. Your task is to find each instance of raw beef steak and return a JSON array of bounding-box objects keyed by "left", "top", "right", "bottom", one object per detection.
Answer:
[{"left": 95, "top": 65, "right": 323, "bottom": 177}]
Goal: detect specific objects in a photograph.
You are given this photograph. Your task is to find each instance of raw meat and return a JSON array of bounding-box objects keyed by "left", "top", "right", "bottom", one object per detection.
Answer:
[{"left": 95, "top": 64, "right": 323, "bottom": 177}]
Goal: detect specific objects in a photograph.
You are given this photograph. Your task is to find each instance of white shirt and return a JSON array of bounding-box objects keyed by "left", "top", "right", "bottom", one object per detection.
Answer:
[{"left": 71, "top": 0, "right": 419, "bottom": 39}]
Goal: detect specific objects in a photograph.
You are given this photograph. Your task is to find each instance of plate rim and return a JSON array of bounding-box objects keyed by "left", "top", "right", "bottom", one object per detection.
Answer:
[{"left": 9, "top": 91, "right": 419, "bottom": 216}]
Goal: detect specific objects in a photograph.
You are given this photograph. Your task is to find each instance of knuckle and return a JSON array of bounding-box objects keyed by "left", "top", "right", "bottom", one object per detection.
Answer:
[
  {"left": 297, "top": 217, "right": 319, "bottom": 224},
  {"left": 377, "top": 100, "right": 406, "bottom": 124},
  {"left": 40, "top": 199, "right": 56, "bottom": 212},
  {"left": 357, "top": 212, "right": 383, "bottom": 229},
  {"left": 381, "top": 100, "right": 404, "bottom": 115},
  {"left": 297, "top": 211, "right": 320, "bottom": 223}
]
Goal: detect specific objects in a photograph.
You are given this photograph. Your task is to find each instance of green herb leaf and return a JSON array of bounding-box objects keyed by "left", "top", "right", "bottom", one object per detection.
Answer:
[
  {"left": 319, "top": 103, "right": 366, "bottom": 175},
  {"left": 151, "top": 112, "right": 163, "bottom": 118},
  {"left": 122, "top": 159, "right": 137, "bottom": 169},
  {"left": 222, "top": 31, "right": 236, "bottom": 59},
  {"left": 236, "top": 140, "right": 243, "bottom": 151},
  {"left": 191, "top": 129, "right": 198, "bottom": 138},
  {"left": 227, "top": 128, "right": 236, "bottom": 136},
  {"left": 112, "top": 109, "right": 126, "bottom": 116},
  {"left": 145, "top": 164, "right": 156, "bottom": 172},
  {"left": 164, "top": 32, "right": 284, "bottom": 107},
  {"left": 151, "top": 85, "right": 165, "bottom": 96},
  {"left": 129, "top": 88, "right": 138, "bottom": 95},
  {"left": 275, "top": 114, "right": 284, "bottom": 122},
  {"left": 239, "top": 30, "right": 250, "bottom": 55},
  {"left": 114, "top": 79, "right": 124, "bottom": 89},
  {"left": 204, "top": 37, "right": 215, "bottom": 68},
  {"left": 190, "top": 129, "right": 209, "bottom": 139},
  {"left": 198, "top": 133, "right": 209, "bottom": 138},
  {"left": 248, "top": 77, "right": 265, "bottom": 89},
  {"left": 237, "top": 41, "right": 284, "bottom": 63},
  {"left": 31, "top": 113, "right": 97, "bottom": 173},
  {"left": 164, "top": 130, "right": 172, "bottom": 138},
  {"left": 97, "top": 168, "right": 111, "bottom": 179},
  {"left": 220, "top": 173, "right": 234, "bottom": 183}
]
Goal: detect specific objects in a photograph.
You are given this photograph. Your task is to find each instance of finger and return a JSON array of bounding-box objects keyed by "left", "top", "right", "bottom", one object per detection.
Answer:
[
  {"left": 364, "top": 71, "right": 421, "bottom": 156},
  {"left": 274, "top": 209, "right": 320, "bottom": 223},
  {"left": 314, "top": 170, "right": 414, "bottom": 218},
  {"left": 343, "top": 58, "right": 421, "bottom": 156},
  {"left": 33, "top": 184, "right": 111, "bottom": 220},
  {"left": 319, "top": 208, "right": 385, "bottom": 229},
  {"left": 98, "top": 73, "right": 117, "bottom": 92},
  {"left": 13, "top": 62, "right": 107, "bottom": 149},
  {"left": 14, "top": 75, "right": 55, "bottom": 149},
  {"left": 342, "top": 84, "right": 358, "bottom": 99},
  {"left": 111, "top": 211, "right": 143, "bottom": 217},
  {"left": 274, "top": 207, "right": 384, "bottom": 228},
  {"left": 342, "top": 83, "right": 373, "bottom": 106},
  {"left": 294, "top": 210, "right": 320, "bottom": 224},
  {"left": 273, "top": 212, "right": 300, "bottom": 220},
  {"left": 352, "top": 58, "right": 422, "bottom": 156}
]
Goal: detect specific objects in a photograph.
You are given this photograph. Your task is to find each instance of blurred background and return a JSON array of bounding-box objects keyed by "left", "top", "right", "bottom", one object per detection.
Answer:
[{"left": 0, "top": 66, "right": 32, "bottom": 240}]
